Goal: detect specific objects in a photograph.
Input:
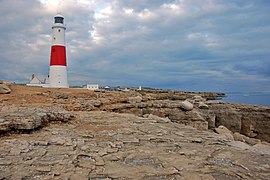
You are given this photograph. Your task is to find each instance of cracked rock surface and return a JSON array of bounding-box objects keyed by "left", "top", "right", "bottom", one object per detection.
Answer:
[{"left": 0, "top": 111, "right": 269, "bottom": 179}]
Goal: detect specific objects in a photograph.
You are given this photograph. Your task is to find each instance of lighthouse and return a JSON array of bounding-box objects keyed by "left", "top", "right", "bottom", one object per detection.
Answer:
[{"left": 49, "top": 14, "right": 69, "bottom": 88}]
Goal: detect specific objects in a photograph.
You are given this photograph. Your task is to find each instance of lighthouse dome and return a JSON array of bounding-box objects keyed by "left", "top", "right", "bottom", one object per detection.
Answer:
[{"left": 55, "top": 13, "right": 64, "bottom": 18}]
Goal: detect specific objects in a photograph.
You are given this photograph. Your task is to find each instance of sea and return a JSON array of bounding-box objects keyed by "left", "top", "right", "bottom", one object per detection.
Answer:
[{"left": 222, "top": 92, "right": 270, "bottom": 106}]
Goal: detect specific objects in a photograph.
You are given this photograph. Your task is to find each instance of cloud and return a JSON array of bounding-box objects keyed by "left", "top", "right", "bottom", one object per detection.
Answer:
[{"left": 0, "top": 0, "right": 269, "bottom": 92}]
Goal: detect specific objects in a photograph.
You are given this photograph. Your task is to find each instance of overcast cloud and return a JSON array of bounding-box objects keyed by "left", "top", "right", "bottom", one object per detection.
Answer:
[{"left": 0, "top": 0, "right": 269, "bottom": 92}]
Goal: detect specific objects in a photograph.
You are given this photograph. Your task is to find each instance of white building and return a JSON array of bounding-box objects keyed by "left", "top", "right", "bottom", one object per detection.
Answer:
[
  {"left": 87, "top": 84, "right": 99, "bottom": 90},
  {"left": 30, "top": 77, "right": 42, "bottom": 84},
  {"left": 26, "top": 74, "right": 43, "bottom": 87},
  {"left": 27, "top": 74, "right": 51, "bottom": 87}
]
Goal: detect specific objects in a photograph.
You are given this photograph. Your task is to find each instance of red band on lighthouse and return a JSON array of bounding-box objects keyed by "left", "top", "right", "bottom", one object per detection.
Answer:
[{"left": 50, "top": 45, "right": 67, "bottom": 66}]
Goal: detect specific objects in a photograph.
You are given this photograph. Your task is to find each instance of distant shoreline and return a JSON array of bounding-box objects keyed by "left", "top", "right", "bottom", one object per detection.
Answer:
[{"left": 4, "top": 82, "right": 270, "bottom": 106}]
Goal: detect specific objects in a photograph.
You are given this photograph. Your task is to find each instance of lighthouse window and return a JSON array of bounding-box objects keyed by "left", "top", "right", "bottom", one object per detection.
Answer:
[
  {"left": 54, "top": 17, "right": 64, "bottom": 24},
  {"left": 58, "top": 29, "right": 61, "bottom": 32}
]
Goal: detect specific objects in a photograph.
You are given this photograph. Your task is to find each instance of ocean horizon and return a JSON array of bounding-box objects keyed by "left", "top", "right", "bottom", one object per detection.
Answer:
[{"left": 222, "top": 92, "right": 270, "bottom": 106}]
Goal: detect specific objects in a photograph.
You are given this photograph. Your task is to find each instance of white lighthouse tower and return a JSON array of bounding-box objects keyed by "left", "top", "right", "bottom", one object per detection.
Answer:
[{"left": 49, "top": 14, "right": 69, "bottom": 88}]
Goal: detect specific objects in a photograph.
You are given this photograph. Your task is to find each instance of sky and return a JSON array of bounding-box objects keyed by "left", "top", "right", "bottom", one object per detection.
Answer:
[{"left": 0, "top": 0, "right": 270, "bottom": 92}]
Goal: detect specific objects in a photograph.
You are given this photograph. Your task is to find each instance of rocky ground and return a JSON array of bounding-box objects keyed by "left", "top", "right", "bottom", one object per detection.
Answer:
[{"left": 0, "top": 84, "right": 269, "bottom": 179}]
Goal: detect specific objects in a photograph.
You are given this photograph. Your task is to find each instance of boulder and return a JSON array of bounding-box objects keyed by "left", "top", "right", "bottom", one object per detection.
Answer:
[
  {"left": 233, "top": 132, "right": 261, "bottom": 145},
  {"left": 0, "top": 84, "right": 11, "bottom": 94},
  {"left": 179, "top": 100, "right": 193, "bottom": 111},
  {"left": 53, "top": 92, "right": 69, "bottom": 99},
  {"left": 233, "top": 132, "right": 245, "bottom": 142},
  {"left": 88, "top": 100, "right": 102, "bottom": 107},
  {"left": 0, "top": 80, "right": 12, "bottom": 85},
  {"left": 193, "top": 95, "right": 206, "bottom": 102},
  {"left": 198, "top": 102, "right": 209, "bottom": 109},
  {"left": 214, "top": 125, "right": 234, "bottom": 141},
  {"left": 82, "top": 101, "right": 95, "bottom": 111},
  {"left": 128, "top": 96, "right": 142, "bottom": 104}
]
